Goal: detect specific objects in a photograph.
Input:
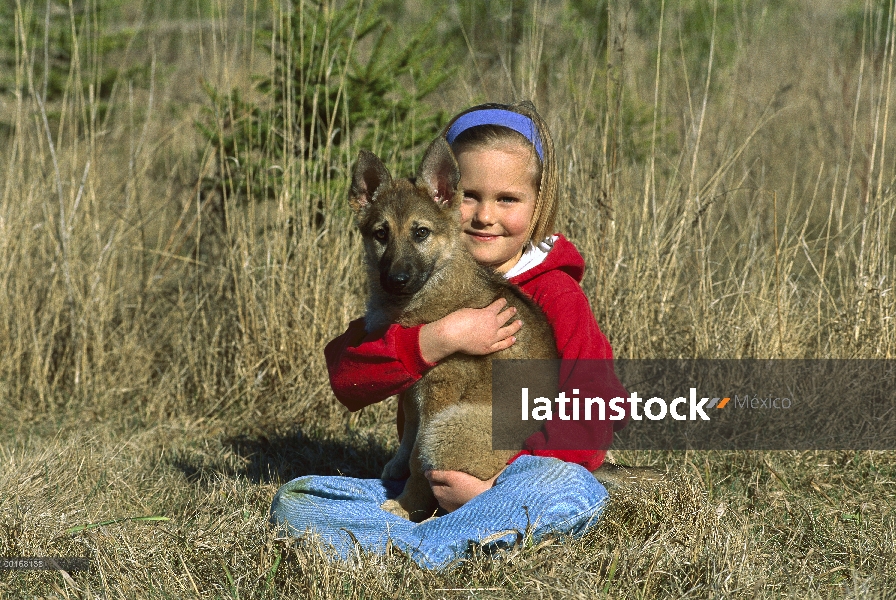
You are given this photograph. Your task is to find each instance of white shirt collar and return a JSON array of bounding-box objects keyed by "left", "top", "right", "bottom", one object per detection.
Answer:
[{"left": 502, "top": 235, "right": 557, "bottom": 279}]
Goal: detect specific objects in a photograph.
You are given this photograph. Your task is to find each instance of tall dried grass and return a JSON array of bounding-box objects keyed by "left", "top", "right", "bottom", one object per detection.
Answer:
[{"left": 0, "top": 0, "right": 894, "bottom": 597}]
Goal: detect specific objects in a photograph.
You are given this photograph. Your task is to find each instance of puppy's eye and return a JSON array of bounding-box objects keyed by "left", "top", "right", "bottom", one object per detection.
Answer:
[
  {"left": 374, "top": 227, "right": 388, "bottom": 242},
  {"left": 413, "top": 227, "right": 431, "bottom": 242}
]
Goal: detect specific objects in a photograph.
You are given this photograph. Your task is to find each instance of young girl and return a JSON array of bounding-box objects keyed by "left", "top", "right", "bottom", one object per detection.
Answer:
[{"left": 270, "top": 101, "right": 628, "bottom": 568}]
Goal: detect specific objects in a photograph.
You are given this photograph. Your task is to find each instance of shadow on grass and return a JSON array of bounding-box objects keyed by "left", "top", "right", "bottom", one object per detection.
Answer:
[{"left": 169, "top": 427, "right": 394, "bottom": 487}]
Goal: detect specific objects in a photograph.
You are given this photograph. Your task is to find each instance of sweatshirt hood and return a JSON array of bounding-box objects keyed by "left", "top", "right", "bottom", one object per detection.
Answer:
[{"left": 508, "top": 234, "right": 585, "bottom": 286}]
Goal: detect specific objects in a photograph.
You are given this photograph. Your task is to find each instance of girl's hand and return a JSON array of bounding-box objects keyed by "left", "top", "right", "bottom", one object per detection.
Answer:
[
  {"left": 419, "top": 298, "right": 521, "bottom": 363},
  {"left": 424, "top": 467, "right": 505, "bottom": 513}
]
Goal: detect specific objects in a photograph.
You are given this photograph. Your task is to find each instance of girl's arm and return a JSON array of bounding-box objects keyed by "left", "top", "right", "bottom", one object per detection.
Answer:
[
  {"left": 325, "top": 299, "right": 522, "bottom": 411},
  {"left": 512, "top": 285, "right": 629, "bottom": 471},
  {"left": 324, "top": 319, "right": 433, "bottom": 411}
]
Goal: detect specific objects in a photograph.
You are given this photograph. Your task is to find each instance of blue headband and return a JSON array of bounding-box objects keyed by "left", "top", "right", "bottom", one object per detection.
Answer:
[{"left": 445, "top": 109, "right": 544, "bottom": 161}]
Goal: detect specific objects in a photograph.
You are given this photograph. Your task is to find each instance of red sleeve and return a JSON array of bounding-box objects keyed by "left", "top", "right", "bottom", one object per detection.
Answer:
[
  {"left": 324, "top": 319, "right": 436, "bottom": 411},
  {"left": 510, "top": 280, "right": 629, "bottom": 471}
]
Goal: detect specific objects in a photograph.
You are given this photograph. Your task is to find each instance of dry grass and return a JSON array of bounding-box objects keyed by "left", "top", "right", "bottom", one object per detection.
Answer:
[{"left": 1, "top": 0, "right": 895, "bottom": 597}]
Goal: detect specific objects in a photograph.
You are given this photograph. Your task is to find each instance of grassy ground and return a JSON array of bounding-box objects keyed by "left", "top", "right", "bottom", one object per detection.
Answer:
[{"left": 1, "top": 0, "right": 895, "bottom": 597}]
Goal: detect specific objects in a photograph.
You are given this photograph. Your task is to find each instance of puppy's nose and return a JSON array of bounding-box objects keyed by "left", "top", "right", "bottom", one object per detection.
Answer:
[{"left": 382, "top": 270, "right": 410, "bottom": 293}]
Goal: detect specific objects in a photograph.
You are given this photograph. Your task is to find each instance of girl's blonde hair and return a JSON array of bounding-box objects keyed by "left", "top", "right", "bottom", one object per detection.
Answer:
[{"left": 441, "top": 101, "right": 558, "bottom": 244}]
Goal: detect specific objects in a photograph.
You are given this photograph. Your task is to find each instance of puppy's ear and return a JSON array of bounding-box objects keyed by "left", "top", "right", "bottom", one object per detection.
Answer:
[
  {"left": 350, "top": 150, "right": 392, "bottom": 215},
  {"left": 417, "top": 137, "right": 461, "bottom": 207}
]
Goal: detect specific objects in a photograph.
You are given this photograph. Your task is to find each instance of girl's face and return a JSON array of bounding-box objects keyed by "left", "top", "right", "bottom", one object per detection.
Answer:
[{"left": 456, "top": 145, "right": 539, "bottom": 274}]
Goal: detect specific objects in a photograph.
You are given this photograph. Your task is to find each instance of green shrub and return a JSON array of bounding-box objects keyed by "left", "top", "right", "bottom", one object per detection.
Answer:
[
  {"left": 197, "top": 0, "right": 455, "bottom": 217},
  {"left": 0, "top": 0, "right": 135, "bottom": 131}
]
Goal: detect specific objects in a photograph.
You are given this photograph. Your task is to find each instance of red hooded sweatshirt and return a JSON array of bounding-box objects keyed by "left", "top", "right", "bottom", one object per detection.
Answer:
[{"left": 324, "top": 234, "right": 628, "bottom": 471}]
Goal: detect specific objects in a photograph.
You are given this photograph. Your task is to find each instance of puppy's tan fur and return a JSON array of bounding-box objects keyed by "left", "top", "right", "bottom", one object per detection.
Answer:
[{"left": 349, "top": 137, "right": 558, "bottom": 521}]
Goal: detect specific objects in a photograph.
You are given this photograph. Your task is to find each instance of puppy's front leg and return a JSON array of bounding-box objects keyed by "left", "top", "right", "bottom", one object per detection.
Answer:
[
  {"left": 380, "top": 389, "right": 419, "bottom": 481},
  {"left": 382, "top": 443, "right": 439, "bottom": 522}
]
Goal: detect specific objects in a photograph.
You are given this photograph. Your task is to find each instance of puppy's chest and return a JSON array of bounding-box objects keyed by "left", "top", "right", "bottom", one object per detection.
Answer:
[{"left": 409, "top": 354, "right": 493, "bottom": 412}]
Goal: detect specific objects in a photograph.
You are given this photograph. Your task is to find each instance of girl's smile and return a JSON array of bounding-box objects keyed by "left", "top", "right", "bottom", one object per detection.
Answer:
[{"left": 456, "top": 146, "right": 539, "bottom": 274}]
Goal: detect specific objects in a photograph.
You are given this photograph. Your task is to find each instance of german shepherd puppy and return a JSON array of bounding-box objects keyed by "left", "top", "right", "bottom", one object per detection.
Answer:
[{"left": 349, "top": 137, "right": 558, "bottom": 521}]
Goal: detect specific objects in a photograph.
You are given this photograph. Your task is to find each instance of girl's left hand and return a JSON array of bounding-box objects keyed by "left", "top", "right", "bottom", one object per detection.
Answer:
[{"left": 424, "top": 467, "right": 506, "bottom": 513}]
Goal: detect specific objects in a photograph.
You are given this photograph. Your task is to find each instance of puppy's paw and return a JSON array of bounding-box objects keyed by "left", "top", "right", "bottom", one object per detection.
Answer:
[
  {"left": 381, "top": 456, "right": 410, "bottom": 481},
  {"left": 380, "top": 499, "right": 410, "bottom": 520}
]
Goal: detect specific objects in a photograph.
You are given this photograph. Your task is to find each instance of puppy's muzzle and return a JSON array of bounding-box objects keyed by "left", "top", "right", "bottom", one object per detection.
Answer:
[
  {"left": 381, "top": 270, "right": 411, "bottom": 294},
  {"left": 379, "top": 264, "right": 430, "bottom": 297}
]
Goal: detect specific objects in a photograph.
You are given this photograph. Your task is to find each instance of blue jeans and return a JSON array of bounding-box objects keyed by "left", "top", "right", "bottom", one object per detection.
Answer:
[{"left": 269, "top": 455, "right": 609, "bottom": 569}]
